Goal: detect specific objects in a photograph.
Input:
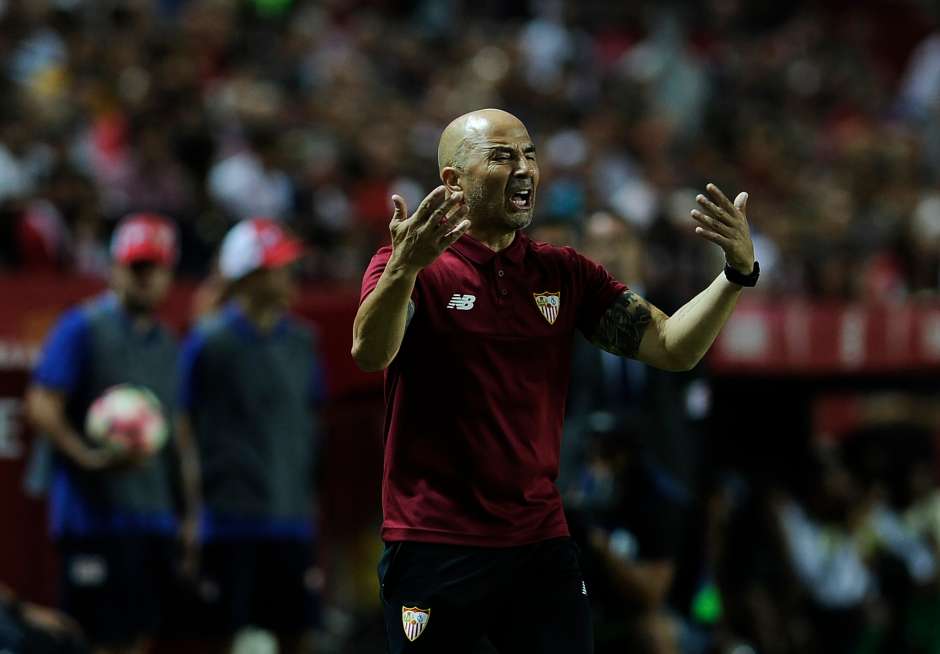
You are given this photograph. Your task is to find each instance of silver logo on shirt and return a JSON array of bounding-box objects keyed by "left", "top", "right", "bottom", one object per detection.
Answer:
[{"left": 446, "top": 294, "right": 476, "bottom": 311}]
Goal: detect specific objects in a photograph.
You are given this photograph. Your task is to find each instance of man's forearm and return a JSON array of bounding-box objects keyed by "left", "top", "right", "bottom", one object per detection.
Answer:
[
  {"left": 175, "top": 416, "right": 202, "bottom": 518},
  {"left": 351, "top": 263, "right": 418, "bottom": 372},
  {"left": 25, "top": 387, "right": 97, "bottom": 469},
  {"left": 596, "top": 547, "right": 674, "bottom": 609},
  {"left": 661, "top": 273, "right": 742, "bottom": 369}
]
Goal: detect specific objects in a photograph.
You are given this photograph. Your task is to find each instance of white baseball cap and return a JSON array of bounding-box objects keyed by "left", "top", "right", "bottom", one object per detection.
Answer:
[{"left": 218, "top": 218, "right": 305, "bottom": 280}]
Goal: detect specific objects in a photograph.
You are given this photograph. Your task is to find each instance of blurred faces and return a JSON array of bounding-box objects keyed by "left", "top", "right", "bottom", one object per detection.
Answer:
[
  {"left": 583, "top": 211, "right": 643, "bottom": 284},
  {"left": 111, "top": 262, "right": 173, "bottom": 315},
  {"left": 237, "top": 264, "right": 297, "bottom": 313}
]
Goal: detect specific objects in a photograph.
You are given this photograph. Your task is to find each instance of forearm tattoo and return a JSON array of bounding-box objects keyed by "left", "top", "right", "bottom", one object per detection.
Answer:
[{"left": 590, "top": 290, "right": 652, "bottom": 358}]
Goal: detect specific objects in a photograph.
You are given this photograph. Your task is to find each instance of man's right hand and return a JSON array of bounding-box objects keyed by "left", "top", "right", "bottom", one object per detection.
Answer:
[
  {"left": 388, "top": 186, "right": 471, "bottom": 272},
  {"left": 75, "top": 443, "right": 148, "bottom": 472}
]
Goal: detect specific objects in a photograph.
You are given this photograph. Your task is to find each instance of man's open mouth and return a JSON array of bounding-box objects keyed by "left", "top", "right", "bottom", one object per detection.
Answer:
[{"left": 509, "top": 189, "right": 532, "bottom": 210}]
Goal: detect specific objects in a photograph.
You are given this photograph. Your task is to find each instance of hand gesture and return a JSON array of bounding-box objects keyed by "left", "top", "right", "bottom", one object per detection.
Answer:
[
  {"left": 20, "top": 602, "right": 83, "bottom": 638},
  {"left": 76, "top": 442, "right": 148, "bottom": 472},
  {"left": 388, "top": 186, "right": 471, "bottom": 273},
  {"left": 179, "top": 511, "right": 200, "bottom": 579},
  {"left": 690, "top": 183, "right": 755, "bottom": 274}
]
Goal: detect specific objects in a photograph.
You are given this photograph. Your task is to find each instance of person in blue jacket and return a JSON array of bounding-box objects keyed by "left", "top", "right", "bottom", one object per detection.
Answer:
[{"left": 26, "top": 213, "right": 199, "bottom": 654}]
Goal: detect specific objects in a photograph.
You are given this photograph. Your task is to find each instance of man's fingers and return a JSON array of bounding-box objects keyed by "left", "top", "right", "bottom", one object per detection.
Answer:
[
  {"left": 441, "top": 219, "right": 472, "bottom": 246},
  {"left": 434, "top": 201, "right": 468, "bottom": 233},
  {"left": 690, "top": 210, "right": 735, "bottom": 237},
  {"left": 734, "top": 191, "right": 749, "bottom": 216},
  {"left": 412, "top": 186, "right": 448, "bottom": 222},
  {"left": 422, "top": 192, "right": 465, "bottom": 232},
  {"left": 390, "top": 194, "right": 408, "bottom": 223},
  {"left": 694, "top": 226, "right": 733, "bottom": 248},
  {"left": 706, "top": 183, "right": 738, "bottom": 216},
  {"left": 695, "top": 194, "right": 737, "bottom": 227}
]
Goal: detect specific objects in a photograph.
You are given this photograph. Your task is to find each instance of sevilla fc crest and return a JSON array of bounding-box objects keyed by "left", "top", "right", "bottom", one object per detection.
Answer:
[
  {"left": 402, "top": 606, "right": 431, "bottom": 641},
  {"left": 533, "top": 292, "right": 561, "bottom": 325}
]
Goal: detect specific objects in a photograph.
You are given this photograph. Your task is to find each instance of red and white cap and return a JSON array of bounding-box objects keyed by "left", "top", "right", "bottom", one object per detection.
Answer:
[
  {"left": 218, "top": 218, "right": 305, "bottom": 280},
  {"left": 110, "top": 213, "right": 178, "bottom": 267}
]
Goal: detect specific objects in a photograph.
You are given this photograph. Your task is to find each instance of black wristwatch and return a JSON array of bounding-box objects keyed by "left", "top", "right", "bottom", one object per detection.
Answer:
[{"left": 724, "top": 260, "right": 760, "bottom": 287}]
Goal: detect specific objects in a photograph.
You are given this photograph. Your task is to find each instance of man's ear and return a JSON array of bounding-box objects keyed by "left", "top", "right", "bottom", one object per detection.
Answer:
[{"left": 441, "top": 167, "right": 462, "bottom": 194}]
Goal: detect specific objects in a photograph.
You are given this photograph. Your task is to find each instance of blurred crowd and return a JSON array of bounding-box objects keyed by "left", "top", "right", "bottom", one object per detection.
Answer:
[
  {"left": 558, "top": 396, "right": 940, "bottom": 654},
  {"left": 2, "top": 0, "right": 940, "bottom": 298}
]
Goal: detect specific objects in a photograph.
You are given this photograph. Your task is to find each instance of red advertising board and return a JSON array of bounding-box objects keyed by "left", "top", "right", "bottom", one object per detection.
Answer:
[{"left": 710, "top": 297, "right": 940, "bottom": 374}]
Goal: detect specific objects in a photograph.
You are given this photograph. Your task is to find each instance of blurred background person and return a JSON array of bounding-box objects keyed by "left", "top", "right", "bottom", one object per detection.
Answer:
[
  {"left": 178, "top": 218, "right": 324, "bottom": 654},
  {"left": 24, "top": 213, "right": 197, "bottom": 654},
  {"left": 567, "top": 421, "right": 689, "bottom": 654},
  {"left": 0, "top": 582, "right": 87, "bottom": 654}
]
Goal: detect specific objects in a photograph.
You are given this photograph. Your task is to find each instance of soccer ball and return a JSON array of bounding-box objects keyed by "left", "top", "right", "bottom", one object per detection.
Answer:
[{"left": 85, "top": 384, "right": 169, "bottom": 456}]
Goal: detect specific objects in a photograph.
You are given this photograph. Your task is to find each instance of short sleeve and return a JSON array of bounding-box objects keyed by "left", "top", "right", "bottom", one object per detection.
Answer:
[
  {"left": 178, "top": 330, "right": 207, "bottom": 412},
  {"left": 359, "top": 246, "right": 418, "bottom": 306},
  {"left": 573, "top": 251, "right": 628, "bottom": 337},
  {"left": 360, "top": 246, "right": 392, "bottom": 303},
  {"left": 32, "top": 309, "right": 90, "bottom": 394}
]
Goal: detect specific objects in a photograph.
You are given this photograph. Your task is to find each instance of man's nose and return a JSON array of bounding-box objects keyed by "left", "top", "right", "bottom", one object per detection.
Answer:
[{"left": 514, "top": 156, "right": 531, "bottom": 177}]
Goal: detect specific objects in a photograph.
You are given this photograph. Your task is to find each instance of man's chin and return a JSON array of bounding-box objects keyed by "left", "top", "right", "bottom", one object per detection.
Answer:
[
  {"left": 504, "top": 209, "right": 533, "bottom": 230},
  {"left": 125, "top": 298, "right": 159, "bottom": 315}
]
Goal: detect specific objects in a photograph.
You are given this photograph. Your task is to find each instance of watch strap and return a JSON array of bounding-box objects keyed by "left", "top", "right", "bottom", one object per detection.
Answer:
[{"left": 724, "top": 260, "right": 760, "bottom": 287}]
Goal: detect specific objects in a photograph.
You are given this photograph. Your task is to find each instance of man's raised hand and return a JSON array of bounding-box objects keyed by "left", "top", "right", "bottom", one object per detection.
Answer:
[
  {"left": 690, "top": 183, "right": 755, "bottom": 274},
  {"left": 388, "top": 186, "right": 471, "bottom": 272}
]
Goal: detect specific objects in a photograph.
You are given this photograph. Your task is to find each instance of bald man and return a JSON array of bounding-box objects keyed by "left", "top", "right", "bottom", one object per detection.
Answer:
[{"left": 352, "top": 109, "right": 758, "bottom": 653}]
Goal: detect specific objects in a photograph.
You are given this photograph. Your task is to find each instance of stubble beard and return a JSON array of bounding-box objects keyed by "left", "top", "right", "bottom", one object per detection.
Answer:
[{"left": 465, "top": 184, "right": 532, "bottom": 233}]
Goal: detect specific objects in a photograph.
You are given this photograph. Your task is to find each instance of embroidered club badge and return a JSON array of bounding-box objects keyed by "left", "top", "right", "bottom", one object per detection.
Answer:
[
  {"left": 533, "top": 291, "right": 561, "bottom": 325},
  {"left": 402, "top": 606, "right": 431, "bottom": 642}
]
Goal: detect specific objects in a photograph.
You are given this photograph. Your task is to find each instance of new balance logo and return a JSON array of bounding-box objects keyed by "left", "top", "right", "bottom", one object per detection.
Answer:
[{"left": 446, "top": 294, "right": 476, "bottom": 310}]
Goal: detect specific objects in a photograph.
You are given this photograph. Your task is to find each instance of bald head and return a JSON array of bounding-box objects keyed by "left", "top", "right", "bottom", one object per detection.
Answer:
[
  {"left": 436, "top": 108, "right": 539, "bottom": 235},
  {"left": 437, "top": 109, "right": 529, "bottom": 174}
]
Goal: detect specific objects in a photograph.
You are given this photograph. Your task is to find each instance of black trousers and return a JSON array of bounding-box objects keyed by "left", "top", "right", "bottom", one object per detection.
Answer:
[
  {"left": 200, "top": 539, "right": 321, "bottom": 636},
  {"left": 59, "top": 534, "right": 175, "bottom": 647},
  {"left": 379, "top": 537, "right": 593, "bottom": 653}
]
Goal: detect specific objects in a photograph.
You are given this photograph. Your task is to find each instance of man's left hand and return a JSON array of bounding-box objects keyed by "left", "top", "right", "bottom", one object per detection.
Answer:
[{"left": 690, "top": 183, "right": 755, "bottom": 274}]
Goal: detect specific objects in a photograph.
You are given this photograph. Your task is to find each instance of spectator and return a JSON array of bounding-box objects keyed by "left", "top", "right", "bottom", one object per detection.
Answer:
[
  {"left": 208, "top": 125, "right": 293, "bottom": 222},
  {"left": 567, "top": 424, "right": 689, "bottom": 654},
  {"left": 179, "top": 218, "right": 324, "bottom": 653},
  {"left": 0, "top": 582, "right": 87, "bottom": 654},
  {"left": 24, "top": 213, "right": 199, "bottom": 654}
]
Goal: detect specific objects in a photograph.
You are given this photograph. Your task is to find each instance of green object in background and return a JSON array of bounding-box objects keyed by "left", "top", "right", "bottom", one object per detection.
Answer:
[
  {"left": 253, "top": 0, "right": 292, "bottom": 18},
  {"left": 691, "top": 583, "right": 723, "bottom": 624}
]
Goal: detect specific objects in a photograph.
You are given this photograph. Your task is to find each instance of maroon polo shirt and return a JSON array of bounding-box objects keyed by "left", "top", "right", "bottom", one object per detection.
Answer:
[{"left": 360, "top": 231, "right": 627, "bottom": 547}]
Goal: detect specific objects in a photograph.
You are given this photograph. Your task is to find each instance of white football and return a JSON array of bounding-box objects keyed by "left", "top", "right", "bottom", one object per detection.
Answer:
[{"left": 85, "top": 384, "right": 169, "bottom": 456}]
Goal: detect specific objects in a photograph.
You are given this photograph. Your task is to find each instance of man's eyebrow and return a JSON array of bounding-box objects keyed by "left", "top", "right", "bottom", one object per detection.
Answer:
[{"left": 485, "top": 144, "right": 536, "bottom": 156}]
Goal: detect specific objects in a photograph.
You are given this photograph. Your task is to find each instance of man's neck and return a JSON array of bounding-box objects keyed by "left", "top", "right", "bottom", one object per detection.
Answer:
[
  {"left": 117, "top": 298, "right": 156, "bottom": 333},
  {"left": 467, "top": 226, "right": 516, "bottom": 253},
  {"left": 235, "top": 297, "right": 283, "bottom": 332}
]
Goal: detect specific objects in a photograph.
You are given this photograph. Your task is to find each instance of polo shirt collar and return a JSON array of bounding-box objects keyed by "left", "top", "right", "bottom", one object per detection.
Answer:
[
  {"left": 100, "top": 292, "right": 161, "bottom": 341},
  {"left": 450, "top": 231, "right": 528, "bottom": 265}
]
